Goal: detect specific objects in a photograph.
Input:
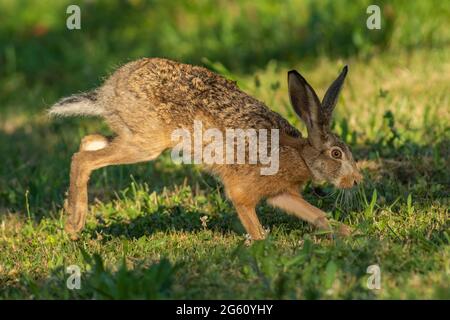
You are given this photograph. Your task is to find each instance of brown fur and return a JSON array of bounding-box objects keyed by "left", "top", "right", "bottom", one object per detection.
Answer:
[{"left": 50, "top": 58, "right": 362, "bottom": 240}]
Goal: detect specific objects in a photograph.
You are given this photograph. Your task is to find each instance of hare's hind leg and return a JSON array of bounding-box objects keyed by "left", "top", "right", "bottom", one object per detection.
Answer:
[
  {"left": 79, "top": 134, "right": 110, "bottom": 151},
  {"left": 66, "top": 134, "right": 168, "bottom": 238}
]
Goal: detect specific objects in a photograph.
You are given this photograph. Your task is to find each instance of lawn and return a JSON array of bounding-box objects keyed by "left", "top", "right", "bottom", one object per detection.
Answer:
[{"left": 0, "top": 0, "right": 449, "bottom": 299}]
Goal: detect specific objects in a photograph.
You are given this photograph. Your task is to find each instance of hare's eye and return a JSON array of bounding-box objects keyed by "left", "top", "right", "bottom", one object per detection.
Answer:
[{"left": 331, "top": 148, "right": 342, "bottom": 159}]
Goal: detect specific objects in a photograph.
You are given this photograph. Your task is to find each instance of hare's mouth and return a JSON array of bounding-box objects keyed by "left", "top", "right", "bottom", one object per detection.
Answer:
[
  {"left": 338, "top": 181, "right": 356, "bottom": 189},
  {"left": 337, "top": 174, "right": 362, "bottom": 189}
]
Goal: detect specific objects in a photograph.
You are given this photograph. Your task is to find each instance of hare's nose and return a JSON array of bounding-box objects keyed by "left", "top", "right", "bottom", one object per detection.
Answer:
[{"left": 354, "top": 172, "right": 363, "bottom": 185}]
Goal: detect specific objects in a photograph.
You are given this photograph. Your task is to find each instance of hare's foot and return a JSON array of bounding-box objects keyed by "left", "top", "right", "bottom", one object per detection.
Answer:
[
  {"left": 65, "top": 206, "right": 87, "bottom": 239},
  {"left": 236, "top": 205, "right": 266, "bottom": 241},
  {"left": 336, "top": 223, "right": 352, "bottom": 237}
]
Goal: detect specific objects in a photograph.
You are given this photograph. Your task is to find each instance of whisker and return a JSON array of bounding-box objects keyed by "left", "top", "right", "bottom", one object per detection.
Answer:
[
  {"left": 311, "top": 186, "right": 338, "bottom": 199},
  {"left": 334, "top": 187, "right": 364, "bottom": 212}
]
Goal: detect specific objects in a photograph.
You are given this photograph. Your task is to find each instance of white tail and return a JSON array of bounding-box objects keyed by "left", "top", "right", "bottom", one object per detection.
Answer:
[{"left": 48, "top": 91, "right": 105, "bottom": 117}]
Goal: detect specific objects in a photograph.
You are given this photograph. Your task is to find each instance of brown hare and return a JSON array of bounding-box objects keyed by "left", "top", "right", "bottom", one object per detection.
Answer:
[{"left": 49, "top": 58, "right": 362, "bottom": 240}]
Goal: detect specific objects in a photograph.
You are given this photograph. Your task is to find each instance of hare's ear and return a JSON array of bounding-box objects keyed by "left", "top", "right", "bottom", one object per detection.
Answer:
[
  {"left": 288, "top": 70, "right": 323, "bottom": 146},
  {"left": 321, "top": 65, "right": 348, "bottom": 126}
]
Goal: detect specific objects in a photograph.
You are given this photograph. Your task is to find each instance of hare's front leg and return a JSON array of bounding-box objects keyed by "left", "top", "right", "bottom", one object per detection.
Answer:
[
  {"left": 267, "top": 192, "right": 351, "bottom": 236},
  {"left": 267, "top": 192, "right": 330, "bottom": 230},
  {"left": 66, "top": 134, "right": 167, "bottom": 238},
  {"left": 233, "top": 204, "right": 266, "bottom": 240},
  {"left": 226, "top": 185, "right": 265, "bottom": 240}
]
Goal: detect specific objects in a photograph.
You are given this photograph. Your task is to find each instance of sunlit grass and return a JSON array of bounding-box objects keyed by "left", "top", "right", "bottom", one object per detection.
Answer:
[{"left": 1, "top": 46, "right": 448, "bottom": 299}]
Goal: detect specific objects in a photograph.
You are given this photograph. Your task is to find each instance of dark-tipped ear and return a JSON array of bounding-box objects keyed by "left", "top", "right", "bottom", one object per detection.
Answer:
[
  {"left": 321, "top": 65, "right": 348, "bottom": 126},
  {"left": 288, "top": 70, "right": 322, "bottom": 145}
]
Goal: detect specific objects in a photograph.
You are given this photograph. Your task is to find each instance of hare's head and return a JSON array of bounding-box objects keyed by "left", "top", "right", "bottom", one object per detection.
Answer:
[{"left": 288, "top": 66, "right": 362, "bottom": 189}]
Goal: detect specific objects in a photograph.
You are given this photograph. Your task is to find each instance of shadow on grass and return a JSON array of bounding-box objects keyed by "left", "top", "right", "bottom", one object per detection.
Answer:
[{"left": 88, "top": 201, "right": 312, "bottom": 240}]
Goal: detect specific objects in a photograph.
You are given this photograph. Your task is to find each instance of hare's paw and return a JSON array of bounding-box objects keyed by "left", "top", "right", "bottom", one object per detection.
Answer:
[{"left": 336, "top": 223, "right": 352, "bottom": 237}]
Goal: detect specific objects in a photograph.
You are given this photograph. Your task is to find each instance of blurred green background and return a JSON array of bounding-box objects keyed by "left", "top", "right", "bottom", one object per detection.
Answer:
[
  {"left": 0, "top": 0, "right": 449, "bottom": 299},
  {"left": 0, "top": 0, "right": 448, "bottom": 111}
]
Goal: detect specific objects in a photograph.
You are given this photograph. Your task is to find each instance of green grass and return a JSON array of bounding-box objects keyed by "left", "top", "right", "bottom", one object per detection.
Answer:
[{"left": 0, "top": 0, "right": 449, "bottom": 299}]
